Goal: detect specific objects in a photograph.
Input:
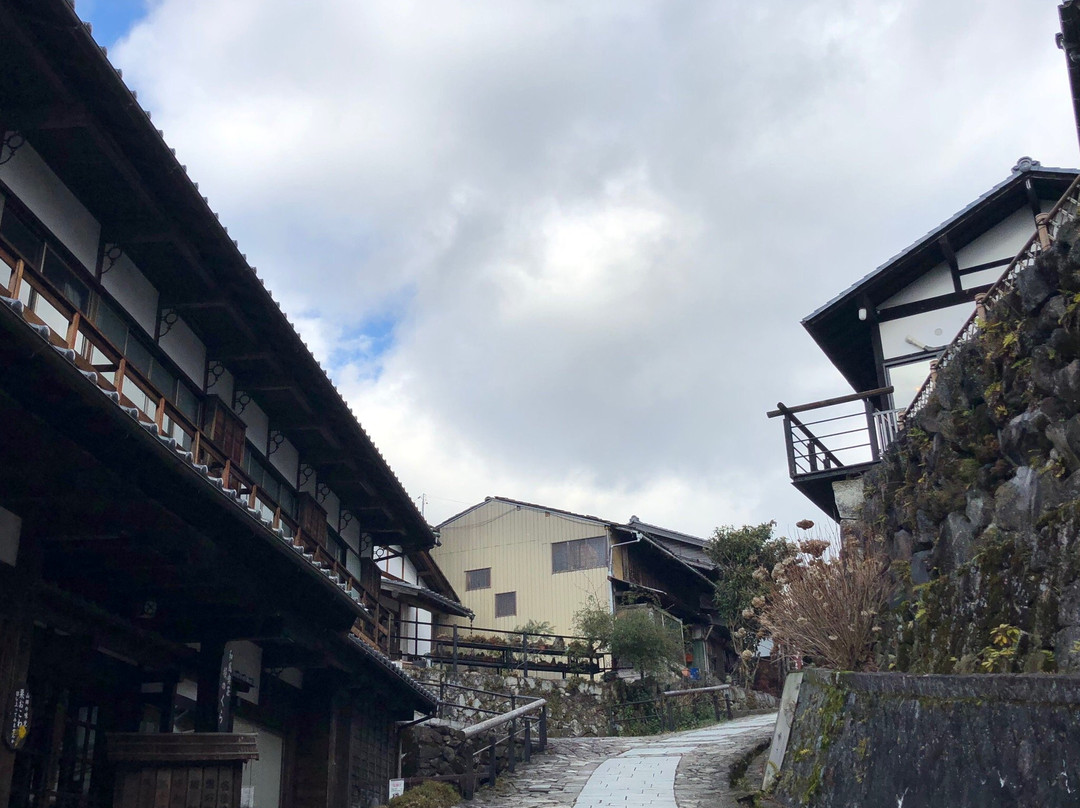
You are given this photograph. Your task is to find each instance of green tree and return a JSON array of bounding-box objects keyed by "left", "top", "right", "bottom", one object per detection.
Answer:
[
  {"left": 610, "top": 607, "right": 684, "bottom": 677},
  {"left": 706, "top": 521, "right": 796, "bottom": 683}
]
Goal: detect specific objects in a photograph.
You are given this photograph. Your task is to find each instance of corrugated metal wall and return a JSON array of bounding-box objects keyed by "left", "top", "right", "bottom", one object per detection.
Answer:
[{"left": 433, "top": 500, "right": 612, "bottom": 636}]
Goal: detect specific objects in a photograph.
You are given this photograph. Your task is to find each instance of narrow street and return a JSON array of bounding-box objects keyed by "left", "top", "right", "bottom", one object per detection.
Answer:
[{"left": 458, "top": 713, "right": 777, "bottom": 808}]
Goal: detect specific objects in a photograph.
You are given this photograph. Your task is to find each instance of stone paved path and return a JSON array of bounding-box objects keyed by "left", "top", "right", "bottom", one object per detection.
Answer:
[{"left": 457, "top": 713, "right": 777, "bottom": 808}]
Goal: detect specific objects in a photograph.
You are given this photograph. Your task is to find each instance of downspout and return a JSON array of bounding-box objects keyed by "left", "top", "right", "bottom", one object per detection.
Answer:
[{"left": 607, "top": 530, "right": 645, "bottom": 614}]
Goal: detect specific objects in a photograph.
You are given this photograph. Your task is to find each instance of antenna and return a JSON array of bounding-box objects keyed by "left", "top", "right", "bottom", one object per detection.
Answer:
[{"left": 417, "top": 493, "right": 427, "bottom": 516}]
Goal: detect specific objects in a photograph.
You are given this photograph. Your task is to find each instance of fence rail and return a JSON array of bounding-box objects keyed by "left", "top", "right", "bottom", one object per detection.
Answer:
[
  {"left": 768, "top": 387, "right": 897, "bottom": 479},
  {"left": 607, "top": 685, "right": 734, "bottom": 735},
  {"left": 391, "top": 618, "right": 611, "bottom": 679}
]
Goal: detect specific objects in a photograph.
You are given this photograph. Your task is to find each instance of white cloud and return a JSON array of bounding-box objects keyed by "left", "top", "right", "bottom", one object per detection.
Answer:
[{"left": 113, "top": 0, "right": 1079, "bottom": 536}]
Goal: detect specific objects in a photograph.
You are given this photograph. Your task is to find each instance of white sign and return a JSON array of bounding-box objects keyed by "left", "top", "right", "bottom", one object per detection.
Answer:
[{"left": 388, "top": 779, "right": 405, "bottom": 800}]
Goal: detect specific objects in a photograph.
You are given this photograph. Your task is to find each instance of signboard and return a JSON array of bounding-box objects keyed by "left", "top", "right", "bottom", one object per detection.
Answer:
[
  {"left": 388, "top": 779, "right": 405, "bottom": 800},
  {"left": 4, "top": 688, "right": 31, "bottom": 751},
  {"left": 218, "top": 648, "right": 234, "bottom": 732}
]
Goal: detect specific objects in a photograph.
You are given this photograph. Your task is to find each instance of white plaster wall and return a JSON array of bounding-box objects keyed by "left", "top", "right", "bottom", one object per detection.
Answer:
[
  {"left": 159, "top": 315, "right": 206, "bottom": 388},
  {"left": 299, "top": 468, "right": 318, "bottom": 497},
  {"left": 101, "top": 253, "right": 158, "bottom": 336},
  {"left": 225, "top": 639, "right": 262, "bottom": 706},
  {"left": 323, "top": 490, "right": 340, "bottom": 529},
  {"left": 401, "top": 555, "right": 419, "bottom": 586},
  {"left": 960, "top": 266, "right": 1006, "bottom": 290},
  {"left": 0, "top": 137, "right": 100, "bottom": 272},
  {"left": 268, "top": 436, "right": 299, "bottom": 487},
  {"left": 955, "top": 207, "right": 1034, "bottom": 270},
  {"left": 237, "top": 397, "right": 269, "bottom": 455},
  {"left": 877, "top": 302, "right": 972, "bottom": 360},
  {"left": 340, "top": 520, "right": 361, "bottom": 553},
  {"left": 881, "top": 263, "right": 953, "bottom": 308},
  {"left": 207, "top": 364, "right": 235, "bottom": 407}
]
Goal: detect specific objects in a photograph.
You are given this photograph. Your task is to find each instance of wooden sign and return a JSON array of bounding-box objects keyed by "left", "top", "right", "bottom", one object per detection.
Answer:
[
  {"left": 4, "top": 687, "right": 31, "bottom": 751},
  {"left": 218, "top": 648, "right": 233, "bottom": 732}
]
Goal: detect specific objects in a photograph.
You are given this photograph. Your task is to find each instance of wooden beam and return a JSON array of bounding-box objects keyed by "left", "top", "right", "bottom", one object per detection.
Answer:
[
  {"left": 937, "top": 234, "right": 963, "bottom": 293},
  {"left": 5, "top": 103, "right": 92, "bottom": 131}
]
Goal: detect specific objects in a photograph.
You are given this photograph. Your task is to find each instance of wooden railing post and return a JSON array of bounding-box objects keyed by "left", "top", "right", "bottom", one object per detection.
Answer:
[
  {"left": 463, "top": 744, "right": 476, "bottom": 800},
  {"left": 711, "top": 692, "right": 721, "bottom": 722},
  {"left": 1036, "top": 212, "right": 1052, "bottom": 250},
  {"left": 452, "top": 624, "right": 460, "bottom": 673},
  {"left": 523, "top": 717, "right": 531, "bottom": 763},
  {"left": 724, "top": 689, "right": 733, "bottom": 720},
  {"left": 64, "top": 311, "right": 81, "bottom": 349},
  {"left": 507, "top": 718, "right": 516, "bottom": 772},
  {"left": 8, "top": 259, "right": 24, "bottom": 299},
  {"left": 539, "top": 704, "right": 547, "bottom": 751}
]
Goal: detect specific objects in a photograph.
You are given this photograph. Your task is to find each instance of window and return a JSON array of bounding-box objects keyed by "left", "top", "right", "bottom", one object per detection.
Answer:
[
  {"left": 495, "top": 591, "right": 516, "bottom": 618},
  {"left": 552, "top": 536, "right": 608, "bottom": 573},
  {"left": 465, "top": 567, "right": 491, "bottom": 591},
  {"left": 243, "top": 443, "right": 298, "bottom": 519},
  {"left": 92, "top": 298, "right": 201, "bottom": 424}
]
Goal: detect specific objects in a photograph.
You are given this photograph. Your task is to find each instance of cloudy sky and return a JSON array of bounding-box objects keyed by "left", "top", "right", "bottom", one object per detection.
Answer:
[{"left": 79, "top": 0, "right": 1078, "bottom": 539}]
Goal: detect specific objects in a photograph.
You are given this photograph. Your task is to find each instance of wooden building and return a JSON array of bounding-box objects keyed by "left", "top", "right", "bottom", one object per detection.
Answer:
[
  {"left": 0, "top": 2, "right": 442, "bottom": 808},
  {"left": 771, "top": 159, "right": 1079, "bottom": 519},
  {"left": 433, "top": 498, "right": 727, "bottom": 677}
]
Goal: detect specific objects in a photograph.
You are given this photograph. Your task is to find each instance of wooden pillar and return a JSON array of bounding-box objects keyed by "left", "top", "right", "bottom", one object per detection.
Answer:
[
  {"left": 0, "top": 516, "right": 40, "bottom": 808},
  {"left": 194, "top": 639, "right": 232, "bottom": 733}
]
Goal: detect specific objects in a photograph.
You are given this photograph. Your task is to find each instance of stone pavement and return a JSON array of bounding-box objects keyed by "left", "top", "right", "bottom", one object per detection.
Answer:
[{"left": 456, "top": 712, "right": 777, "bottom": 808}]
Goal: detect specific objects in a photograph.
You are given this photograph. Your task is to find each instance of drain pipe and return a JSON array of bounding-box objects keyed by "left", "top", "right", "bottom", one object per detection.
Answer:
[{"left": 607, "top": 527, "right": 645, "bottom": 613}]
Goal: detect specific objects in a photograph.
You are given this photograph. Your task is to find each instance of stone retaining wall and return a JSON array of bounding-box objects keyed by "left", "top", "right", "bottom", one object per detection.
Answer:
[{"left": 769, "top": 669, "right": 1080, "bottom": 807}]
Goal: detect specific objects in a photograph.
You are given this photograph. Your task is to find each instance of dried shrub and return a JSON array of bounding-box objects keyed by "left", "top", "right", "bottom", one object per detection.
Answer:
[{"left": 759, "top": 547, "right": 892, "bottom": 671}]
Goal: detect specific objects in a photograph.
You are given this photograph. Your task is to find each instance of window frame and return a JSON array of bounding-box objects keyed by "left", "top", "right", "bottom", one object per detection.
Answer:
[
  {"left": 494, "top": 591, "right": 516, "bottom": 618},
  {"left": 465, "top": 567, "right": 491, "bottom": 591},
  {"left": 551, "top": 535, "right": 609, "bottom": 574}
]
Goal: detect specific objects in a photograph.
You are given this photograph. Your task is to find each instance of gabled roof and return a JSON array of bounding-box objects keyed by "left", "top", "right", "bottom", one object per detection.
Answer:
[
  {"left": 0, "top": 0, "right": 434, "bottom": 550},
  {"left": 623, "top": 517, "right": 714, "bottom": 572},
  {"left": 803, "top": 159, "right": 1079, "bottom": 392},
  {"left": 436, "top": 495, "right": 609, "bottom": 529},
  {"left": 380, "top": 578, "right": 474, "bottom": 619}
]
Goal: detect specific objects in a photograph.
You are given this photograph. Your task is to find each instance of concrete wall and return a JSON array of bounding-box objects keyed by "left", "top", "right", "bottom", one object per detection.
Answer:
[{"left": 769, "top": 669, "right": 1080, "bottom": 808}]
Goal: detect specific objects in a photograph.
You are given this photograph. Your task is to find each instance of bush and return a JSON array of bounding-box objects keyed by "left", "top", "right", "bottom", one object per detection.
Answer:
[
  {"left": 384, "top": 781, "right": 460, "bottom": 808},
  {"left": 611, "top": 607, "right": 684, "bottom": 677},
  {"left": 758, "top": 546, "right": 891, "bottom": 671}
]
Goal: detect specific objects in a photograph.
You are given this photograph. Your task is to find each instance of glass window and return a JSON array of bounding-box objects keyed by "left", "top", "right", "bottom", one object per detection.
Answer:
[
  {"left": 0, "top": 207, "right": 44, "bottom": 268},
  {"left": 175, "top": 382, "right": 200, "bottom": 423},
  {"left": 552, "top": 536, "right": 608, "bottom": 573},
  {"left": 92, "top": 298, "right": 128, "bottom": 351},
  {"left": 41, "top": 248, "right": 89, "bottom": 312},
  {"left": 125, "top": 338, "right": 153, "bottom": 378},
  {"left": 887, "top": 357, "right": 936, "bottom": 410},
  {"left": 465, "top": 568, "right": 491, "bottom": 591},
  {"left": 150, "top": 361, "right": 177, "bottom": 401},
  {"left": 495, "top": 591, "right": 516, "bottom": 618}
]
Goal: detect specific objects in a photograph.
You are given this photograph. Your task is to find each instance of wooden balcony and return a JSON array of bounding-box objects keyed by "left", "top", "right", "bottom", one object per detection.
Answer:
[
  {"left": 768, "top": 386, "right": 899, "bottom": 519},
  {"left": 0, "top": 252, "right": 390, "bottom": 650}
]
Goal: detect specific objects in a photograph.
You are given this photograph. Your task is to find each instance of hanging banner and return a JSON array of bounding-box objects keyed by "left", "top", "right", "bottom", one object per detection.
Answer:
[{"left": 4, "top": 687, "right": 31, "bottom": 751}]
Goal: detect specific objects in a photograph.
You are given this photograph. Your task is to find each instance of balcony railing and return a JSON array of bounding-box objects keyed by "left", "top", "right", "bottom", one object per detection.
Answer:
[
  {"left": 768, "top": 387, "right": 898, "bottom": 478},
  {"left": 0, "top": 253, "right": 391, "bottom": 649}
]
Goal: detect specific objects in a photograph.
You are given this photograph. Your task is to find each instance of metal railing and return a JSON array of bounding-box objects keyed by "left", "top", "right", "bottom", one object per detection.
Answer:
[
  {"left": 907, "top": 173, "right": 1080, "bottom": 418},
  {"left": 401, "top": 682, "right": 548, "bottom": 800},
  {"left": 768, "top": 387, "right": 897, "bottom": 478},
  {"left": 392, "top": 618, "right": 610, "bottom": 679},
  {"left": 607, "top": 684, "right": 736, "bottom": 736}
]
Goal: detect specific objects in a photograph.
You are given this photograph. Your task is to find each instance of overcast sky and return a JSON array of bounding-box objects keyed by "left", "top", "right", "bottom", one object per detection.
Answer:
[{"left": 80, "top": 0, "right": 1078, "bottom": 539}]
